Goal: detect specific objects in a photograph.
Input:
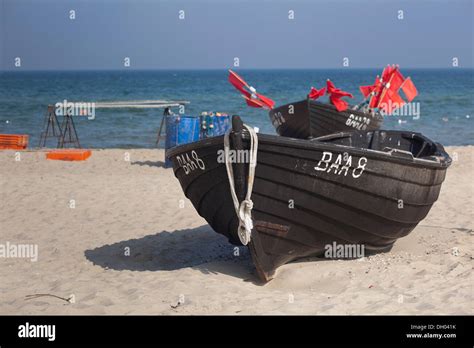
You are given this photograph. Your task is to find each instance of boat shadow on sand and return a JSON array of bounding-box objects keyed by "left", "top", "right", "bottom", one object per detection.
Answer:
[
  {"left": 84, "top": 225, "right": 361, "bottom": 284},
  {"left": 84, "top": 225, "right": 261, "bottom": 282}
]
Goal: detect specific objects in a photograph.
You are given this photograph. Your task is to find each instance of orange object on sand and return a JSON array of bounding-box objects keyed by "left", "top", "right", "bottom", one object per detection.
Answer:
[
  {"left": 0, "top": 134, "right": 29, "bottom": 150},
  {"left": 46, "top": 149, "right": 92, "bottom": 161}
]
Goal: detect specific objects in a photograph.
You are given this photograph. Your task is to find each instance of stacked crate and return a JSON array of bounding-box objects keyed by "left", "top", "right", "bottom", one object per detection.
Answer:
[{"left": 0, "top": 134, "right": 29, "bottom": 150}]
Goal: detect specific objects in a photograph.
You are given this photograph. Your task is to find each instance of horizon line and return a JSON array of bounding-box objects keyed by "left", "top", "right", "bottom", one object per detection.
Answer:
[{"left": 1, "top": 67, "right": 473, "bottom": 72}]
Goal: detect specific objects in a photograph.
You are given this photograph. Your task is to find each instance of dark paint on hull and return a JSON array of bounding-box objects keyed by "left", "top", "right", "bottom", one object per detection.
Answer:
[
  {"left": 166, "top": 126, "right": 451, "bottom": 282},
  {"left": 269, "top": 99, "right": 384, "bottom": 139}
]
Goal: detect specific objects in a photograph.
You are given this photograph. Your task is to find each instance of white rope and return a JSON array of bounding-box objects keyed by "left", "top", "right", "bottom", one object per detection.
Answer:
[{"left": 224, "top": 124, "right": 258, "bottom": 245}]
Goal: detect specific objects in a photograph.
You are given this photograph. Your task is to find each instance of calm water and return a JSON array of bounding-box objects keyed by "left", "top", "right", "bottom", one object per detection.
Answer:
[{"left": 0, "top": 69, "right": 472, "bottom": 147}]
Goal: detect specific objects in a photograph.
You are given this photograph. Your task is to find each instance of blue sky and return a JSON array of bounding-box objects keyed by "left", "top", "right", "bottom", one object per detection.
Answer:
[{"left": 0, "top": 0, "right": 472, "bottom": 70}]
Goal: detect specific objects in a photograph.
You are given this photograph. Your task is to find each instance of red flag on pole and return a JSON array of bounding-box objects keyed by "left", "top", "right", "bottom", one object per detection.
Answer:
[
  {"left": 368, "top": 76, "right": 383, "bottom": 108},
  {"left": 326, "top": 79, "right": 337, "bottom": 94},
  {"left": 359, "top": 85, "right": 373, "bottom": 98},
  {"left": 330, "top": 96, "right": 349, "bottom": 112},
  {"left": 401, "top": 77, "right": 418, "bottom": 102},
  {"left": 381, "top": 65, "right": 393, "bottom": 82},
  {"left": 377, "top": 67, "right": 406, "bottom": 113},
  {"left": 228, "top": 70, "right": 251, "bottom": 98},
  {"left": 256, "top": 93, "right": 275, "bottom": 109},
  {"left": 371, "top": 66, "right": 394, "bottom": 108},
  {"left": 361, "top": 65, "right": 417, "bottom": 113},
  {"left": 389, "top": 67, "right": 405, "bottom": 91},
  {"left": 308, "top": 87, "right": 326, "bottom": 100},
  {"left": 326, "top": 79, "right": 353, "bottom": 112},
  {"left": 360, "top": 76, "right": 381, "bottom": 98},
  {"left": 244, "top": 96, "right": 267, "bottom": 108},
  {"left": 228, "top": 70, "right": 274, "bottom": 109},
  {"left": 379, "top": 90, "right": 405, "bottom": 114}
]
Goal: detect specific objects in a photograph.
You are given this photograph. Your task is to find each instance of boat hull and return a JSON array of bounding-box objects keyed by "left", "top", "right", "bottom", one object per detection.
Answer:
[
  {"left": 167, "top": 128, "right": 451, "bottom": 281},
  {"left": 269, "top": 99, "right": 384, "bottom": 139}
]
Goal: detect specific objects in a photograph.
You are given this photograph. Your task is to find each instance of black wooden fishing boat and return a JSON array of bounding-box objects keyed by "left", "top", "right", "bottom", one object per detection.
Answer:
[
  {"left": 269, "top": 99, "right": 384, "bottom": 139},
  {"left": 166, "top": 116, "right": 451, "bottom": 282}
]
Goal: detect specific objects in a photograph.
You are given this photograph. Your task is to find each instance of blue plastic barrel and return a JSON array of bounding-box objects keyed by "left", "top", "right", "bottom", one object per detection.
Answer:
[
  {"left": 200, "top": 115, "right": 231, "bottom": 138},
  {"left": 165, "top": 115, "right": 200, "bottom": 168}
]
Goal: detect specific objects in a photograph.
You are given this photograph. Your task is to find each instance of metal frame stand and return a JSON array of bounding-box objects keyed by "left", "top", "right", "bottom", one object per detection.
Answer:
[
  {"left": 39, "top": 105, "right": 63, "bottom": 147},
  {"left": 58, "top": 112, "right": 81, "bottom": 148},
  {"left": 156, "top": 107, "right": 172, "bottom": 146}
]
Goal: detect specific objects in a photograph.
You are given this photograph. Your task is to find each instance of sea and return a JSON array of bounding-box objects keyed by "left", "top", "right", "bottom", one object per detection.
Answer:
[{"left": 0, "top": 69, "right": 472, "bottom": 148}]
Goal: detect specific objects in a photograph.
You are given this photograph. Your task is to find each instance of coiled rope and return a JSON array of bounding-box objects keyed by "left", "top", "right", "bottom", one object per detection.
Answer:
[{"left": 224, "top": 124, "right": 258, "bottom": 245}]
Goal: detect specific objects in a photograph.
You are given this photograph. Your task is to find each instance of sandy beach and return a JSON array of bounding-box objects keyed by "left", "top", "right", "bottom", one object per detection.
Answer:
[{"left": 0, "top": 146, "right": 472, "bottom": 315}]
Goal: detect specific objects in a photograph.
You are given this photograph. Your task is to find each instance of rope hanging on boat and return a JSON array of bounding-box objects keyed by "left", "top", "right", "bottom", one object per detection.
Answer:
[{"left": 224, "top": 124, "right": 258, "bottom": 245}]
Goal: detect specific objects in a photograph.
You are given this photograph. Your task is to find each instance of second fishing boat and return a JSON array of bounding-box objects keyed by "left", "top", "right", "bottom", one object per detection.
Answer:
[{"left": 229, "top": 66, "right": 418, "bottom": 139}]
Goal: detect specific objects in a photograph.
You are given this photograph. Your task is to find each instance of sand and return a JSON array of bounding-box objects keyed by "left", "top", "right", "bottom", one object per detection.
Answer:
[{"left": 0, "top": 146, "right": 472, "bottom": 315}]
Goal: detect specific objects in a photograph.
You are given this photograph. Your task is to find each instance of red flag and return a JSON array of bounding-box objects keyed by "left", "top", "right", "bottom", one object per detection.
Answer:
[
  {"left": 228, "top": 70, "right": 274, "bottom": 109},
  {"left": 369, "top": 76, "right": 383, "bottom": 108},
  {"left": 379, "top": 90, "right": 405, "bottom": 114},
  {"left": 371, "top": 65, "right": 394, "bottom": 107},
  {"left": 389, "top": 67, "right": 405, "bottom": 91},
  {"left": 329, "top": 96, "right": 349, "bottom": 112},
  {"left": 326, "top": 79, "right": 337, "bottom": 94},
  {"left": 401, "top": 77, "right": 418, "bottom": 102},
  {"left": 228, "top": 70, "right": 251, "bottom": 98},
  {"left": 308, "top": 87, "right": 326, "bottom": 100},
  {"left": 377, "top": 67, "right": 406, "bottom": 113},
  {"left": 390, "top": 91, "right": 405, "bottom": 109},
  {"left": 244, "top": 96, "right": 267, "bottom": 108},
  {"left": 326, "top": 80, "right": 353, "bottom": 97},
  {"left": 366, "top": 65, "right": 417, "bottom": 112},
  {"left": 360, "top": 75, "right": 384, "bottom": 98},
  {"left": 359, "top": 85, "right": 373, "bottom": 98},
  {"left": 381, "top": 65, "right": 394, "bottom": 83},
  {"left": 326, "top": 79, "right": 353, "bottom": 112},
  {"left": 374, "top": 65, "right": 402, "bottom": 110},
  {"left": 256, "top": 92, "right": 275, "bottom": 109}
]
